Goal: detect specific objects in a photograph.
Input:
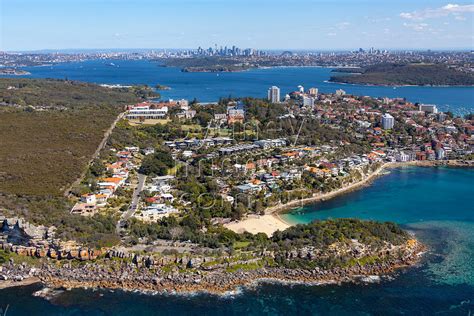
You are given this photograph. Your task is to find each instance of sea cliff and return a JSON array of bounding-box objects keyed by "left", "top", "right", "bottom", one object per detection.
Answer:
[{"left": 1, "top": 216, "right": 425, "bottom": 295}]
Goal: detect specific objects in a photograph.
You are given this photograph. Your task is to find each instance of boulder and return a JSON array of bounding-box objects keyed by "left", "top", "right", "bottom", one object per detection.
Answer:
[
  {"left": 48, "top": 249, "right": 58, "bottom": 259},
  {"left": 79, "top": 249, "right": 89, "bottom": 261}
]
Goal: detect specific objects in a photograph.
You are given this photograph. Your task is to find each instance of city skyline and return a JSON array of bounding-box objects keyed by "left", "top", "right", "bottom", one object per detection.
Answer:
[{"left": 1, "top": 0, "right": 474, "bottom": 51}]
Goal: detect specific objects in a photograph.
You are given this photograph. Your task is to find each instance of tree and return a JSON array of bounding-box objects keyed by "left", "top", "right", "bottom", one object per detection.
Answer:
[
  {"left": 90, "top": 159, "right": 106, "bottom": 177},
  {"left": 232, "top": 202, "right": 247, "bottom": 220},
  {"left": 194, "top": 111, "right": 213, "bottom": 127},
  {"left": 254, "top": 200, "right": 264, "bottom": 215},
  {"left": 169, "top": 226, "right": 184, "bottom": 243},
  {"left": 139, "top": 149, "right": 174, "bottom": 176}
]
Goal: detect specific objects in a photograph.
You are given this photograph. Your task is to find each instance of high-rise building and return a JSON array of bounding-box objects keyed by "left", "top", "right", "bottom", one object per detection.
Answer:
[
  {"left": 268, "top": 86, "right": 280, "bottom": 103},
  {"left": 302, "top": 96, "right": 315, "bottom": 107},
  {"left": 381, "top": 113, "right": 395, "bottom": 129}
]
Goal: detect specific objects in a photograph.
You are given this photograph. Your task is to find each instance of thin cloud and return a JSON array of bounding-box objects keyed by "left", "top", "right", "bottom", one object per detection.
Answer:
[
  {"left": 403, "top": 22, "right": 429, "bottom": 31},
  {"left": 336, "top": 22, "right": 350, "bottom": 30},
  {"left": 400, "top": 3, "right": 474, "bottom": 20}
]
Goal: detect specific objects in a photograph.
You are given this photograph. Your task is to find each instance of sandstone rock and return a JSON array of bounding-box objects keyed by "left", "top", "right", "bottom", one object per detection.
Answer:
[
  {"left": 48, "top": 249, "right": 58, "bottom": 259},
  {"left": 79, "top": 249, "right": 89, "bottom": 261}
]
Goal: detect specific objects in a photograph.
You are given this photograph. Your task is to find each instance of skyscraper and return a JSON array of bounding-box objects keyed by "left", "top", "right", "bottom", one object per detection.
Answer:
[
  {"left": 268, "top": 86, "right": 280, "bottom": 103},
  {"left": 381, "top": 113, "right": 395, "bottom": 129}
]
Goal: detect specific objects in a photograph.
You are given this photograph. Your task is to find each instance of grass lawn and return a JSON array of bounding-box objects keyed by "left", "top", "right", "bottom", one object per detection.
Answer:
[
  {"left": 233, "top": 241, "right": 251, "bottom": 249},
  {"left": 181, "top": 124, "right": 202, "bottom": 131},
  {"left": 128, "top": 118, "right": 171, "bottom": 126}
]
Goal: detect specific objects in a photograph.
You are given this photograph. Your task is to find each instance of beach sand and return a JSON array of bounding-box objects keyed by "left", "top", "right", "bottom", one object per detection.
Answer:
[{"left": 225, "top": 214, "right": 291, "bottom": 237}]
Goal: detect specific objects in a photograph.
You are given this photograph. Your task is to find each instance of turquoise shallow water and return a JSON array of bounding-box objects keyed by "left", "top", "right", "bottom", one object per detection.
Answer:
[
  {"left": 2, "top": 60, "right": 473, "bottom": 113},
  {"left": 1, "top": 167, "right": 473, "bottom": 315},
  {"left": 282, "top": 166, "right": 474, "bottom": 289},
  {"left": 282, "top": 167, "right": 474, "bottom": 225}
]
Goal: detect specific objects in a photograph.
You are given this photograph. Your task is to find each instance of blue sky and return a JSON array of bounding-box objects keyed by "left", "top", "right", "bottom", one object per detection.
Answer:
[{"left": 1, "top": 0, "right": 473, "bottom": 51}]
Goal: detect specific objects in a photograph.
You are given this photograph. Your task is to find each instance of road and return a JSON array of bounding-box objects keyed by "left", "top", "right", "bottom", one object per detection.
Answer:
[{"left": 116, "top": 173, "right": 147, "bottom": 234}]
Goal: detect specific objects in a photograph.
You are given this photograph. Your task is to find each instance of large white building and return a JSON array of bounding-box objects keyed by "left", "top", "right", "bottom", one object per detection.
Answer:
[
  {"left": 302, "top": 96, "right": 316, "bottom": 107},
  {"left": 335, "top": 89, "right": 346, "bottom": 96},
  {"left": 381, "top": 113, "right": 395, "bottom": 129},
  {"left": 267, "top": 86, "right": 281, "bottom": 103},
  {"left": 419, "top": 104, "right": 438, "bottom": 114},
  {"left": 126, "top": 104, "right": 168, "bottom": 120}
]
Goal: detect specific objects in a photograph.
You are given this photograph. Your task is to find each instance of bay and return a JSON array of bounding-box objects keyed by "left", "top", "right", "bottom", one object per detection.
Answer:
[{"left": 3, "top": 60, "right": 473, "bottom": 114}]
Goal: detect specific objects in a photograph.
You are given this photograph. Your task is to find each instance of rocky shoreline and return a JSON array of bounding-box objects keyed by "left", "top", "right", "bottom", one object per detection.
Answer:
[
  {"left": 0, "top": 230, "right": 425, "bottom": 295},
  {"left": 1, "top": 241, "right": 424, "bottom": 295}
]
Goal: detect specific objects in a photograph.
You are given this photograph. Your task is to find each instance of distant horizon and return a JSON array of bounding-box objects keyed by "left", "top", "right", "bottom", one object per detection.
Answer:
[
  {"left": 2, "top": 0, "right": 473, "bottom": 51},
  {"left": 4, "top": 47, "right": 474, "bottom": 54}
]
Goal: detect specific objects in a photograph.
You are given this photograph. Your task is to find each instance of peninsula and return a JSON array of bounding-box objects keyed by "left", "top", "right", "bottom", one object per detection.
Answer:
[
  {"left": 329, "top": 63, "right": 474, "bottom": 86},
  {"left": 1, "top": 77, "right": 473, "bottom": 295},
  {"left": 0, "top": 68, "right": 31, "bottom": 76}
]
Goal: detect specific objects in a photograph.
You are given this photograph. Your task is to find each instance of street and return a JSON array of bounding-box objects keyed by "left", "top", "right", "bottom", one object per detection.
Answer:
[{"left": 116, "top": 173, "right": 147, "bottom": 234}]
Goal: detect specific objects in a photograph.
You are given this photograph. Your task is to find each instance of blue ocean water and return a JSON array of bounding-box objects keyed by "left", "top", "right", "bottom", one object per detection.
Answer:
[
  {"left": 3, "top": 60, "right": 473, "bottom": 113},
  {"left": 1, "top": 167, "right": 473, "bottom": 315}
]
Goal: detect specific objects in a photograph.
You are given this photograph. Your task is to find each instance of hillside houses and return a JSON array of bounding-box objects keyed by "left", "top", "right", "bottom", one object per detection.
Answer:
[{"left": 71, "top": 147, "right": 139, "bottom": 215}]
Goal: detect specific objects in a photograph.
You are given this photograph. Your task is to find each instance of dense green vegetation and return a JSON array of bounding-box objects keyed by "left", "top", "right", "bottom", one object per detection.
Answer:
[
  {"left": 126, "top": 217, "right": 410, "bottom": 269},
  {"left": 271, "top": 219, "right": 410, "bottom": 269},
  {"left": 0, "top": 78, "right": 146, "bottom": 108},
  {"left": 158, "top": 57, "right": 252, "bottom": 72},
  {"left": 0, "top": 78, "right": 144, "bottom": 246},
  {"left": 107, "top": 120, "right": 186, "bottom": 149},
  {"left": 0, "top": 107, "right": 120, "bottom": 196},
  {"left": 330, "top": 63, "right": 474, "bottom": 86},
  {"left": 273, "top": 219, "right": 408, "bottom": 248},
  {"left": 0, "top": 79, "right": 142, "bottom": 196},
  {"left": 139, "top": 149, "right": 174, "bottom": 176}
]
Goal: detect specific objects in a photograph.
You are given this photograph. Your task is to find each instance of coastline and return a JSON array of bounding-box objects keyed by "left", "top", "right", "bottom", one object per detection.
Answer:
[
  {"left": 0, "top": 277, "right": 41, "bottom": 290},
  {"left": 1, "top": 161, "right": 470, "bottom": 295},
  {"left": 35, "top": 240, "right": 425, "bottom": 296},
  {"left": 325, "top": 79, "right": 474, "bottom": 88},
  {"left": 226, "top": 160, "right": 474, "bottom": 235}
]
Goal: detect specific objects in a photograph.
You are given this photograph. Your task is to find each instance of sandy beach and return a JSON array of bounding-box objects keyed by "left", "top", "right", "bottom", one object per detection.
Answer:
[{"left": 225, "top": 214, "right": 290, "bottom": 236}]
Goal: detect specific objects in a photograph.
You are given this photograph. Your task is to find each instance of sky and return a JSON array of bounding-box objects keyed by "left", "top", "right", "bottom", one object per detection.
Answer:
[{"left": 1, "top": 0, "right": 473, "bottom": 51}]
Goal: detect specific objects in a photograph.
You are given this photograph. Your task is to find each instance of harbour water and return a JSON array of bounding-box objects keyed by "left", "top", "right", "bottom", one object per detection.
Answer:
[
  {"left": 3, "top": 59, "right": 474, "bottom": 113},
  {"left": 1, "top": 167, "right": 473, "bottom": 315}
]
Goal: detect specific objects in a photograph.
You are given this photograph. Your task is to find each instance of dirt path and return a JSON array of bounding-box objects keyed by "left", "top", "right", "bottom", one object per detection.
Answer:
[{"left": 64, "top": 111, "right": 126, "bottom": 197}]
